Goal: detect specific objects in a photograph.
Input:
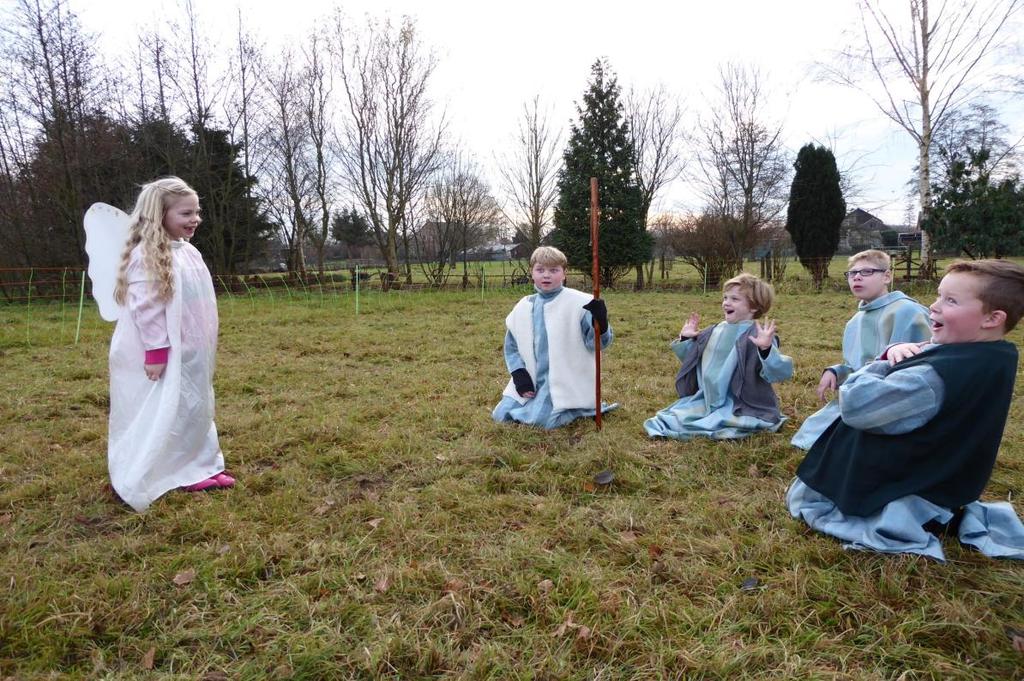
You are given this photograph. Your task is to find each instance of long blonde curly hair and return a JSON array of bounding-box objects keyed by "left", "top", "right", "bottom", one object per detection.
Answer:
[{"left": 113, "top": 177, "right": 197, "bottom": 305}]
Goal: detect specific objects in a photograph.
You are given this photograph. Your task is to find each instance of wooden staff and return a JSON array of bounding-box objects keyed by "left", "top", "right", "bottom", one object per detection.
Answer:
[{"left": 590, "top": 177, "right": 602, "bottom": 431}]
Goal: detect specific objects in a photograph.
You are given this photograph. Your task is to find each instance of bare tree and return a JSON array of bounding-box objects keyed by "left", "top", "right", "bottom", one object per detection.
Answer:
[
  {"left": 167, "top": 0, "right": 226, "bottom": 130},
  {"left": 821, "top": 0, "right": 1023, "bottom": 275},
  {"left": 626, "top": 84, "right": 687, "bottom": 288},
  {"left": 696, "top": 63, "right": 789, "bottom": 275},
  {"left": 332, "top": 15, "right": 445, "bottom": 290},
  {"left": 664, "top": 212, "right": 749, "bottom": 289},
  {"left": 264, "top": 49, "right": 312, "bottom": 274},
  {"left": 496, "top": 96, "right": 561, "bottom": 253},
  {"left": 427, "top": 155, "right": 502, "bottom": 289},
  {"left": 930, "top": 102, "right": 1020, "bottom": 182},
  {"left": 222, "top": 13, "right": 268, "bottom": 269},
  {"left": 1, "top": 0, "right": 106, "bottom": 265},
  {"left": 302, "top": 31, "right": 335, "bottom": 276}
]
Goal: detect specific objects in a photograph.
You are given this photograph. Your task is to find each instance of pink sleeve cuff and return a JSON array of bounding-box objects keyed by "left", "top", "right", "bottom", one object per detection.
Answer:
[{"left": 145, "top": 347, "right": 170, "bottom": 364}]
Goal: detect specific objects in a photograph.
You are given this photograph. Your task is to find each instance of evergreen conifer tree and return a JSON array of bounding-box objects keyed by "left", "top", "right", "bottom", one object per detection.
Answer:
[
  {"left": 552, "top": 59, "right": 649, "bottom": 287},
  {"left": 785, "top": 144, "right": 845, "bottom": 288}
]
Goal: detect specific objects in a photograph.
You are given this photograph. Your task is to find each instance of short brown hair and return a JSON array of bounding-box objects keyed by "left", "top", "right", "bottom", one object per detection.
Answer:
[
  {"left": 945, "top": 259, "right": 1024, "bottom": 332},
  {"left": 848, "top": 249, "right": 891, "bottom": 270},
  {"left": 530, "top": 246, "right": 568, "bottom": 268},
  {"left": 722, "top": 272, "right": 774, "bottom": 318}
]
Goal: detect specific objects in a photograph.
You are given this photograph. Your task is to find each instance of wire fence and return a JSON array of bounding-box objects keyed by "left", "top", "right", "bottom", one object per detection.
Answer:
[{"left": 0, "top": 264, "right": 547, "bottom": 349}]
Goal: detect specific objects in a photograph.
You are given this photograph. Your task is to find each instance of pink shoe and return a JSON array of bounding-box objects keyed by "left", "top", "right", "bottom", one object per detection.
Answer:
[
  {"left": 183, "top": 476, "right": 221, "bottom": 492},
  {"left": 214, "top": 472, "right": 236, "bottom": 487}
]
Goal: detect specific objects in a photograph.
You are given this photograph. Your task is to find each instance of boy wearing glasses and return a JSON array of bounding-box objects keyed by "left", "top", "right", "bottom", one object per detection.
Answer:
[
  {"left": 788, "top": 259, "right": 1024, "bottom": 560},
  {"left": 791, "top": 249, "right": 930, "bottom": 449}
]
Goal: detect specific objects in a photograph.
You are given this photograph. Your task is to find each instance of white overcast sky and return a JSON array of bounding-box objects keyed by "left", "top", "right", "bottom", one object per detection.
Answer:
[{"left": 69, "top": 0, "right": 1024, "bottom": 225}]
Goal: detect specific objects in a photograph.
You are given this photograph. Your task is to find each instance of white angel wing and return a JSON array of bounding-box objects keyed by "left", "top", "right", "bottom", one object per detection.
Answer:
[{"left": 84, "top": 203, "right": 131, "bottom": 322}]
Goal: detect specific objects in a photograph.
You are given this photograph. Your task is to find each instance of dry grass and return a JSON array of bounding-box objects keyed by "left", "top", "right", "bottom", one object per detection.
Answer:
[{"left": 1, "top": 280, "right": 1023, "bottom": 679}]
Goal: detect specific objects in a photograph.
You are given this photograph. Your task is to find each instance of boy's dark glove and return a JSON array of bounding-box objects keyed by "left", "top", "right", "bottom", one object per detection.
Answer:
[
  {"left": 511, "top": 368, "right": 535, "bottom": 396},
  {"left": 583, "top": 298, "right": 608, "bottom": 332}
]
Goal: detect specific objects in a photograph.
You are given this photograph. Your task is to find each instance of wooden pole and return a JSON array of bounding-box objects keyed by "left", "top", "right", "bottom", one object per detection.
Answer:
[{"left": 590, "top": 177, "right": 602, "bottom": 431}]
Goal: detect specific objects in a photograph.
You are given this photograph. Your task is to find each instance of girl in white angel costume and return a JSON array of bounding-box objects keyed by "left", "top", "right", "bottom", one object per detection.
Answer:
[{"left": 96, "top": 177, "right": 233, "bottom": 511}]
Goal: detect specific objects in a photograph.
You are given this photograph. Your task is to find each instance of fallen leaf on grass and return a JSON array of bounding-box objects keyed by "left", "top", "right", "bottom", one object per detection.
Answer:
[
  {"left": 0, "top": 514, "right": 12, "bottom": 525},
  {"left": 1006, "top": 626, "right": 1024, "bottom": 653},
  {"left": 748, "top": 464, "right": 762, "bottom": 478},
  {"left": 366, "top": 517, "right": 383, "bottom": 529},
  {"left": 537, "top": 579, "right": 554, "bottom": 595},
  {"left": 216, "top": 544, "right": 231, "bottom": 556},
  {"left": 442, "top": 578, "right": 466, "bottom": 594},
  {"left": 553, "top": 612, "right": 591, "bottom": 640},
  {"left": 201, "top": 673, "right": 228, "bottom": 681},
  {"left": 434, "top": 454, "right": 448, "bottom": 462},
  {"left": 553, "top": 613, "right": 574, "bottom": 637},
  {"left": 141, "top": 646, "right": 155, "bottom": 670},
  {"left": 618, "top": 530, "right": 638, "bottom": 543},
  {"left": 353, "top": 573, "right": 367, "bottom": 581},
  {"left": 374, "top": 575, "right": 390, "bottom": 593},
  {"left": 172, "top": 569, "right": 195, "bottom": 586},
  {"left": 648, "top": 544, "right": 664, "bottom": 559},
  {"left": 313, "top": 499, "right": 336, "bottom": 516},
  {"left": 582, "top": 482, "right": 597, "bottom": 493}
]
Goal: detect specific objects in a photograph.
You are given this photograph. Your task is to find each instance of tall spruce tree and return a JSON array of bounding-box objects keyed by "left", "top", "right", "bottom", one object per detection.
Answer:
[
  {"left": 552, "top": 59, "right": 649, "bottom": 287},
  {"left": 785, "top": 144, "right": 845, "bottom": 288}
]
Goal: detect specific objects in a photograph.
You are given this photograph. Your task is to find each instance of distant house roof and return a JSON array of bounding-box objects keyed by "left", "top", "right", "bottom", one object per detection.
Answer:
[{"left": 843, "top": 208, "right": 885, "bottom": 228}]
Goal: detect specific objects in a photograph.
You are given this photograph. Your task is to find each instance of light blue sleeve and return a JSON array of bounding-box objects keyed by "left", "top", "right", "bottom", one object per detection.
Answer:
[
  {"left": 671, "top": 338, "right": 694, "bottom": 363},
  {"left": 581, "top": 312, "right": 613, "bottom": 351},
  {"left": 504, "top": 330, "right": 525, "bottom": 373},
  {"left": 838, "top": 362, "right": 945, "bottom": 434},
  {"left": 757, "top": 341, "right": 794, "bottom": 383},
  {"left": 829, "top": 362, "right": 854, "bottom": 384}
]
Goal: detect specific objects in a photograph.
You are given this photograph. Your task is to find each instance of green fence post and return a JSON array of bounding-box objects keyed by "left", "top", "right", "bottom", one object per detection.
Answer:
[
  {"left": 60, "top": 267, "right": 68, "bottom": 341},
  {"left": 25, "top": 268, "right": 33, "bottom": 345},
  {"left": 259, "top": 275, "right": 275, "bottom": 303},
  {"left": 74, "top": 269, "right": 86, "bottom": 345},
  {"left": 240, "top": 276, "right": 256, "bottom": 311}
]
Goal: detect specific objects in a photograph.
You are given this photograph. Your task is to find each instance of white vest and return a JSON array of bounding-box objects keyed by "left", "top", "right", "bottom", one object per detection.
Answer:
[{"left": 502, "top": 287, "right": 598, "bottom": 410}]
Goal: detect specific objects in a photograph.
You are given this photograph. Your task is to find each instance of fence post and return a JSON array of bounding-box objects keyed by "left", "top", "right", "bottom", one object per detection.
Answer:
[
  {"left": 75, "top": 269, "right": 86, "bottom": 345},
  {"left": 258, "top": 274, "right": 276, "bottom": 303},
  {"left": 240, "top": 276, "right": 256, "bottom": 311},
  {"left": 25, "top": 267, "right": 33, "bottom": 345},
  {"left": 60, "top": 268, "right": 68, "bottom": 341},
  {"left": 355, "top": 265, "right": 360, "bottom": 316}
]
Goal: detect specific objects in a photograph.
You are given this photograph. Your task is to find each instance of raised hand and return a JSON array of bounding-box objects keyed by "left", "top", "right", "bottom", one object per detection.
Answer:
[
  {"left": 816, "top": 370, "right": 837, "bottom": 402},
  {"left": 749, "top": 318, "right": 777, "bottom": 351},
  {"left": 679, "top": 312, "right": 700, "bottom": 339}
]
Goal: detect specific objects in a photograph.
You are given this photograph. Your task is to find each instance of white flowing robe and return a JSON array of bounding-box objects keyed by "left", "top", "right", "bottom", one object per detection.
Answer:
[{"left": 108, "top": 240, "right": 223, "bottom": 511}]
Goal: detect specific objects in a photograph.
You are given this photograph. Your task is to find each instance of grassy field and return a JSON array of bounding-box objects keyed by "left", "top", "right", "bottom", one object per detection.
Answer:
[{"left": 1, "top": 280, "right": 1023, "bottom": 679}]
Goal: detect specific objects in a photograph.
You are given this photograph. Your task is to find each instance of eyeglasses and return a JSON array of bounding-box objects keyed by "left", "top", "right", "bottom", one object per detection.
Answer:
[{"left": 843, "top": 268, "right": 888, "bottom": 279}]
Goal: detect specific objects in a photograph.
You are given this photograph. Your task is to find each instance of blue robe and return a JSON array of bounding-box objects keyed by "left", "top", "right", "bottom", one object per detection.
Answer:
[
  {"left": 788, "top": 480, "right": 1024, "bottom": 561},
  {"left": 644, "top": 320, "right": 793, "bottom": 440},
  {"left": 792, "top": 290, "right": 930, "bottom": 450},
  {"left": 788, "top": 343, "right": 1024, "bottom": 561},
  {"left": 492, "top": 286, "right": 615, "bottom": 429}
]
